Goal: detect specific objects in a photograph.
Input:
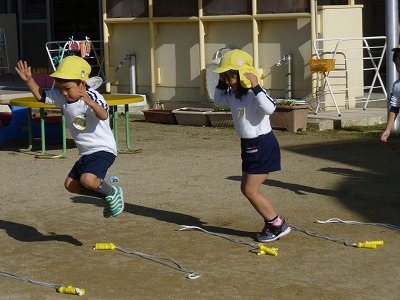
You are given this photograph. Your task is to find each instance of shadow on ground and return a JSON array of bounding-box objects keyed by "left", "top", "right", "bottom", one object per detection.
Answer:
[
  {"left": 71, "top": 195, "right": 255, "bottom": 239},
  {"left": 233, "top": 135, "right": 400, "bottom": 226},
  {"left": 0, "top": 220, "right": 82, "bottom": 246}
]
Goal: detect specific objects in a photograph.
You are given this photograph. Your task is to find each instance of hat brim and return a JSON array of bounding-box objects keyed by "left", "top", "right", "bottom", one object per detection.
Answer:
[
  {"left": 213, "top": 66, "right": 230, "bottom": 74},
  {"left": 50, "top": 71, "right": 88, "bottom": 81},
  {"left": 213, "top": 66, "right": 261, "bottom": 88},
  {"left": 392, "top": 46, "right": 400, "bottom": 52}
]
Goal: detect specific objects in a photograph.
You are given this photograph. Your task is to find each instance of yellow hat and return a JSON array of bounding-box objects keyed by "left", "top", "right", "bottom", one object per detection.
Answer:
[
  {"left": 213, "top": 49, "right": 261, "bottom": 88},
  {"left": 50, "top": 56, "right": 91, "bottom": 81},
  {"left": 392, "top": 45, "right": 400, "bottom": 52}
]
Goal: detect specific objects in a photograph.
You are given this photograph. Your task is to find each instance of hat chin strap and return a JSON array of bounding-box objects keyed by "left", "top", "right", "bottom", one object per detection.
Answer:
[{"left": 86, "top": 76, "right": 103, "bottom": 89}]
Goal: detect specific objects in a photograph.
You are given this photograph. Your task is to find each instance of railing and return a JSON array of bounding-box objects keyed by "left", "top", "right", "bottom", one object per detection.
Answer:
[
  {"left": 45, "top": 39, "right": 105, "bottom": 78},
  {"left": 0, "top": 28, "right": 13, "bottom": 79},
  {"left": 311, "top": 36, "right": 387, "bottom": 116}
]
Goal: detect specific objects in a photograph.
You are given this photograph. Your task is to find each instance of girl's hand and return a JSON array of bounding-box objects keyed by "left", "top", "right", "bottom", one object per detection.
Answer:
[
  {"left": 15, "top": 60, "right": 33, "bottom": 82},
  {"left": 243, "top": 72, "right": 258, "bottom": 88}
]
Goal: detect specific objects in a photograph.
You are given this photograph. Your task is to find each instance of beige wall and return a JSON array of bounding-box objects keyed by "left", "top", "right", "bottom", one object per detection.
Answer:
[
  {"left": 317, "top": 5, "right": 364, "bottom": 110},
  {"left": 103, "top": 3, "right": 364, "bottom": 110},
  {"left": 105, "top": 18, "right": 313, "bottom": 107}
]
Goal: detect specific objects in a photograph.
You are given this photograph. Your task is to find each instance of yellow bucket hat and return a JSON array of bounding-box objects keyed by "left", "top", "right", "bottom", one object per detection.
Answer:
[
  {"left": 392, "top": 44, "right": 400, "bottom": 52},
  {"left": 213, "top": 49, "right": 261, "bottom": 88},
  {"left": 50, "top": 56, "right": 91, "bottom": 81}
]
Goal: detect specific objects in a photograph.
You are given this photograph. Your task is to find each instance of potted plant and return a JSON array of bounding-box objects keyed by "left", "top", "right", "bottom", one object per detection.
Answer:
[
  {"left": 142, "top": 108, "right": 178, "bottom": 125},
  {"left": 270, "top": 100, "right": 310, "bottom": 132},
  {"left": 172, "top": 107, "right": 214, "bottom": 126}
]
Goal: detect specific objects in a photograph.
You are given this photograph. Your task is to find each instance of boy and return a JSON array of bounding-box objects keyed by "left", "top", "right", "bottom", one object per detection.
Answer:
[
  {"left": 15, "top": 56, "right": 124, "bottom": 218},
  {"left": 380, "top": 47, "right": 400, "bottom": 142}
]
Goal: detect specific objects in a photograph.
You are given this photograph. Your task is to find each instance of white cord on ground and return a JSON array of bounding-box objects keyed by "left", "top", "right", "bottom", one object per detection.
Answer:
[
  {"left": 179, "top": 225, "right": 259, "bottom": 248},
  {"left": 179, "top": 226, "right": 279, "bottom": 256},
  {"left": 0, "top": 269, "right": 62, "bottom": 289},
  {"left": 94, "top": 243, "right": 201, "bottom": 279},
  {"left": 0, "top": 269, "right": 85, "bottom": 295},
  {"left": 288, "top": 224, "right": 356, "bottom": 246},
  {"left": 315, "top": 218, "right": 400, "bottom": 231},
  {"left": 116, "top": 245, "right": 201, "bottom": 280}
]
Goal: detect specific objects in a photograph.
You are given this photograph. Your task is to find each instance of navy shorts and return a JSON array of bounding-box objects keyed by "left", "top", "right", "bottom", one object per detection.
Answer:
[
  {"left": 68, "top": 151, "right": 116, "bottom": 181},
  {"left": 241, "top": 131, "right": 281, "bottom": 174}
]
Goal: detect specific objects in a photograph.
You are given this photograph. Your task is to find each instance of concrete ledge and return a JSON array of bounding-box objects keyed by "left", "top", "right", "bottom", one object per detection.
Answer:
[{"left": 307, "top": 108, "right": 387, "bottom": 131}]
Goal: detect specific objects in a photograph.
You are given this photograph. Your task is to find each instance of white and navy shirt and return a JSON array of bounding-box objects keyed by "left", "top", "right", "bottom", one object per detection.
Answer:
[
  {"left": 42, "top": 88, "right": 117, "bottom": 156},
  {"left": 213, "top": 82, "right": 276, "bottom": 139},
  {"left": 389, "top": 79, "right": 400, "bottom": 113}
]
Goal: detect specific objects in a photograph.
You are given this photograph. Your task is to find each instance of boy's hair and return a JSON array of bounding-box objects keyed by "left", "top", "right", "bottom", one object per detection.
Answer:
[
  {"left": 54, "top": 78, "right": 83, "bottom": 85},
  {"left": 393, "top": 50, "right": 400, "bottom": 63}
]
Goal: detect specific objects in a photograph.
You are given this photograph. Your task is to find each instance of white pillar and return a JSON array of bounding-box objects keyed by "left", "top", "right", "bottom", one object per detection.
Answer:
[{"left": 386, "top": 0, "right": 399, "bottom": 134}]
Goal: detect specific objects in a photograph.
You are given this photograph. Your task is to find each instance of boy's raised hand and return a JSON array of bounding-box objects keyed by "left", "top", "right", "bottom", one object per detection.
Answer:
[
  {"left": 15, "top": 60, "right": 33, "bottom": 82},
  {"left": 15, "top": 60, "right": 42, "bottom": 101}
]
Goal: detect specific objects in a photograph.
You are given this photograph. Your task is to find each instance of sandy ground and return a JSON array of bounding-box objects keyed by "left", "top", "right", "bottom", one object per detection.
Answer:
[{"left": 0, "top": 118, "right": 399, "bottom": 300}]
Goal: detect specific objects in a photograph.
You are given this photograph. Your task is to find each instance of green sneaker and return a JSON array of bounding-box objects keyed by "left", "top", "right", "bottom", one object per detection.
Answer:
[
  {"left": 100, "top": 198, "right": 112, "bottom": 218},
  {"left": 104, "top": 186, "right": 124, "bottom": 217}
]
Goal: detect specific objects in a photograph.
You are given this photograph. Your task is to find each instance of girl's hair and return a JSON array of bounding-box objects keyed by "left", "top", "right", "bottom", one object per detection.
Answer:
[
  {"left": 235, "top": 73, "right": 249, "bottom": 99},
  {"left": 393, "top": 50, "right": 400, "bottom": 63}
]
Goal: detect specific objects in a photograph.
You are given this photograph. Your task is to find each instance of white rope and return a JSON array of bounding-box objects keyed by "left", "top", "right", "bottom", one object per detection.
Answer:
[
  {"left": 315, "top": 218, "right": 400, "bottom": 231},
  {"left": 288, "top": 224, "right": 355, "bottom": 247},
  {"left": 0, "top": 269, "right": 62, "bottom": 289},
  {"left": 179, "top": 225, "right": 259, "bottom": 249},
  {"left": 115, "top": 245, "right": 201, "bottom": 280},
  {"left": 96, "top": 244, "right": 201, "bottom": 279}
]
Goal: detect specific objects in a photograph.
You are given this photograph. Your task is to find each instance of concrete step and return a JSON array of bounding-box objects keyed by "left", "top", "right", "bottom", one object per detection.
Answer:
[{"left": 307, "top": 108, "right": 387, "bottom": 131}]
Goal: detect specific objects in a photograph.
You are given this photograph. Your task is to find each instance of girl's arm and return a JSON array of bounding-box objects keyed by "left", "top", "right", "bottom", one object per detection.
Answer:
[
  {"left": 244, "top": 72, "right": 275, "bottom": 115},
  {"left": 213, "top": 79, "right": 230, "bottom": 109}
]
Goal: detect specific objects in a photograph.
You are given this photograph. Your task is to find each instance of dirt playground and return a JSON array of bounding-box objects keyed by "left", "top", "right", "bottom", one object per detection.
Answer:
[{"left": 0, "top": 118, "right": 399, "bottom": 299}]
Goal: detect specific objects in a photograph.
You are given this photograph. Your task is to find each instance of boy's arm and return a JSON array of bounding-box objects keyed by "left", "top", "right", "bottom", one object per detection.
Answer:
[
  {"left": 380, "top": 110, "right": 398, "bottom": 142},
  {"left": 15, "top": 60, "right": 43, "bottom": 101},
  {"left": 85, "top": 98, "right": 108, "bottom": 120},
  {"left": 78, "top": 84, "right": 108, "bottom": 120}
]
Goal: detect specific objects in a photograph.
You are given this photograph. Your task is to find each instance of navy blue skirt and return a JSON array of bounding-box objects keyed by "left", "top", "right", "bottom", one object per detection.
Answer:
[{"left": 240, "top": 131, "right": 281, "bottom": 174}]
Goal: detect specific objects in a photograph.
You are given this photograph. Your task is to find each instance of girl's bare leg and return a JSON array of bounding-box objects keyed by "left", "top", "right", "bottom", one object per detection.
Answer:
[{"left": 240, "top": 172, "right": 277, "bottom": 221}]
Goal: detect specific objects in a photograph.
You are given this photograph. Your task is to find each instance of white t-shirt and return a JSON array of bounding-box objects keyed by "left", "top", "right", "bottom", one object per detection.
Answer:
[
  {"left": 390, "top": 79, "right": 400, "bottom": 109},
  {"left": 43, "top": 88, "right": 117, "bottom": 156},
  {"left": 213, "top": 84, "right": 276, "bottom": 139}
]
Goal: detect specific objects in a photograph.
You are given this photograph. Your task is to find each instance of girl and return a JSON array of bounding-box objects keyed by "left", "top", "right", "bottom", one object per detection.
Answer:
[{"left": 213, "top": 49, "right": 290, "bottom": 242}]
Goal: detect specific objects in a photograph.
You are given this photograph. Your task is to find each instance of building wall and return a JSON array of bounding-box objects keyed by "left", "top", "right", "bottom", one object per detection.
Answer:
[
  {"left": 103, "top": 1, "right": 364, "bottom": 109},
  {"left": 317, "top": 5, "right": 365, "bottom": 110}
]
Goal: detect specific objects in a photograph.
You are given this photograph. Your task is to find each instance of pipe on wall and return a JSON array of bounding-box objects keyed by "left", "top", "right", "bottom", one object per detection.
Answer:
[{"left": 386, "top": 0, "right": 400, "bottom": 134}]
